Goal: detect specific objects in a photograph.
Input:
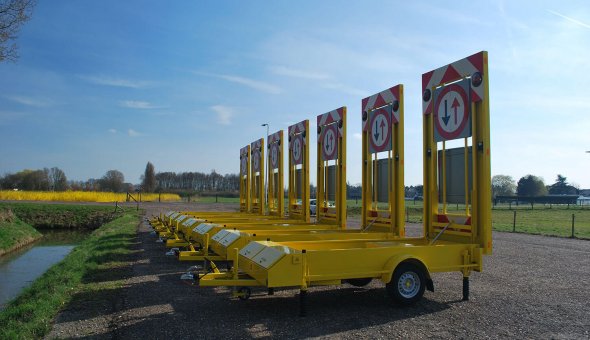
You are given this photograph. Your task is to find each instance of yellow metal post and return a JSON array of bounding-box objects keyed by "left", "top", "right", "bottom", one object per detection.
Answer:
[
  {"left": 361, "top": 85, "right": 405, "bottom": 235},
  {"left": 316, "top": 107, "right": 347, "bottom": 229},
  {"left": 267, "top": 130, "right": 284, "bottom": 217},
  {"left": 288, "top": 120, "right": 310, "bottom": 223},
  {"left": 239, "top": 145, "right": 251, "bottom": 213}
]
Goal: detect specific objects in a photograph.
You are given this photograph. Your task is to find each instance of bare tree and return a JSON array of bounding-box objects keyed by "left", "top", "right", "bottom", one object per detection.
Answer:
[
  {"left": 48, "top": 167, "right": 67, "bottom": 191},
  {"left": 0, "top": 0, "right": 36, "bottom": 62}
]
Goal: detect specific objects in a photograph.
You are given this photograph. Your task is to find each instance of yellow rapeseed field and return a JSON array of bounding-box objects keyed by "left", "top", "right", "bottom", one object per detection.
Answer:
[{"left": 0, "top": 190, "right": 180, "bottom": 203}]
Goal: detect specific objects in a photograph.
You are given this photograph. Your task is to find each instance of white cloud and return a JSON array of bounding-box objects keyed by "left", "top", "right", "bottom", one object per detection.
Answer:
[
  {"left": 547, "top": 10, "right": 590, "bottom": 29},
  {"left": 127, "top": 129, "right": 141, "bottom": 137},
  {"left": 108, "top": 128, "right": 117, "bottom": 134},
  {"left": 120, "top": 100, "right": 162, "bottom": 109},
  {"left": 270, "top": 66, "right": 330, "bottom": 80},
  {"left": 79, "top": 75, "right": 154, "bottom": 88},
  {"left": 5, "top": 95, "right": 53, "bottom": 107},
  {"left": 353, "top": 133, "right": 362, "bottom": 140},
  {"left": 211, "top": 105, "right": 234, "bottom": 125},
  {"left": 217, "top": 74, "right": 282, "bottom": 94}
]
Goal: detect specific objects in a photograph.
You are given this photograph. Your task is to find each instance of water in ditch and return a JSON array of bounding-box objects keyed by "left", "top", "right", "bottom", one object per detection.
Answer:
[{"left": 0, "top": 229, "right": 91, "bottom": 310}]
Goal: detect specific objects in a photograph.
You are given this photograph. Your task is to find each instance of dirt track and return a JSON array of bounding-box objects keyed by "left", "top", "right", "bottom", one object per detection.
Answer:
[{"left": 47, "top": 202, "right": 590, "bottom": 339}]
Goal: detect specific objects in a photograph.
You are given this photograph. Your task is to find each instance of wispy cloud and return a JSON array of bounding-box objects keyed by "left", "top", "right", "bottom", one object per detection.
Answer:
[
  {"left": 217, "top": 74, "right": 281, "bottom": 94},
  {"left": 321, "top": 83, "right": 368, "bottom": 97},
  {"left": 270, "top": 66, "right": 330, "bottom": 80},
  {"left": 211, "top": 105, "right": 234, "bottom": 125},
  {"left": 79, "top": 75, "right": 155, "bottom": 88},
  {"left": 548, "top": 10, "right": 590, "bottom": 29},
  {"left": 5, "top": 95, "right": 53, "bottom": 107},
  {"left": 353, "top": 133, "right": 362, "bottom": 140},
  {"left": 127, "top": 129, "right": 141, "bottom": 137},
  {"left": 119, "top": 100, "right": 163, "bottom": 109},
  {"left": 108, "top": 128, "right": 117, "bottom": 134}
]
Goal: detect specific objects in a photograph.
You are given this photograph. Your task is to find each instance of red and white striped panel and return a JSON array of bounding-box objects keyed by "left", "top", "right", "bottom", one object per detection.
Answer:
[
  {"left": 288, "top": 120, "right": 306, "bottom": 136},
  {"left": 240, "top": 145, "right": 249, "bottom": 157},
  {"left": 268, "top": 131, "right": 281, "bottom": 145},
  {"left": 361, "top": 85, "right": 401, "bottom": 131},
  {"left": 240, "top": 145, "right": 249, "bottom": 176},
  {"left": 317, "top": 107, "right": 345, "bottom": 136},
  {"left": 288, "top": 120, "right": 307, "bottom": 146},
  {"left": 422, "top": 51, "right": 485, "bottom": 115},
  {"left": 251, "top": 138, "right": 263, "bottom": 172}
]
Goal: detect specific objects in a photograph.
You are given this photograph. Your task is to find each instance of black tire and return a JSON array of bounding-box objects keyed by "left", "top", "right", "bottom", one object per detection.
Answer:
[
  {"left": 386, "top": 262, "right": 426, "bottom": 305},
  {"left": 237, "top": 287, "right": 251, "bottom": 300},
  {"left": 346, "top": 278, "right": 373, "bottom": 287}
]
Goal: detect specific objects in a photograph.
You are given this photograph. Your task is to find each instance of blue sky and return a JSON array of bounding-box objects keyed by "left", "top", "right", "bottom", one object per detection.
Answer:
[{"left": 1, "top": 1, "right": 589, "bottom": 188}]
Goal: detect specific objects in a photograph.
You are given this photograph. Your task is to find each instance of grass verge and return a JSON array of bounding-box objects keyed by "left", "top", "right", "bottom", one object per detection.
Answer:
[
  {"left": 0, "top": 210, "right": 140, "bottom": 339},
  {"left": 0, "top": 202, "right": 121, "bottom": 229},
  {"left": 0, "top": 210, "right": 42, "bottom": 256}
]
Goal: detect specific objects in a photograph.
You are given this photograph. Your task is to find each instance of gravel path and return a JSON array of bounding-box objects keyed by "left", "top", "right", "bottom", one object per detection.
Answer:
[{"left": 47, "top": 202, "right": 590, "bottom": 339}]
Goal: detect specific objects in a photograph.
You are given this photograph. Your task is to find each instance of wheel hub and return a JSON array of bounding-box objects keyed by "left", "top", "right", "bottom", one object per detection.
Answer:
[{"left": 398, "top": 272, "right": 420, "bottom": 298}]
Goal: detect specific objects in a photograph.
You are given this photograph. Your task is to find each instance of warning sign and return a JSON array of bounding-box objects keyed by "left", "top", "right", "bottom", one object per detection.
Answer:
[
  {"left": 241, "top": 155, "right": 248, "bottom": 175},
  {"left": 292, "top": 134, "right": 303, "bottom": 165},
  {"left": 270, "top": 143, "right": 279, "bottom": 169},
  {"left": 369, "top": 105, "right": 392, "bottom": 153},
  {"left": 433, "top": 78, "right": 471, "bottom": 142},
  {"left": 322, "top": 124, "right": 338, "bottom": 160}
]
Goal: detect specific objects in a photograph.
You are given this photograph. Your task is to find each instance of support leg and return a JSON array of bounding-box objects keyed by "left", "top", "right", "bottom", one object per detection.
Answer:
[
  {"left": 299, "top": 290, "right": 307, "bottom": 317},
  {"left": 462, "top": 277, "right": 469, "bottom": 301},
  {"left": 268, "top": 288, "right": 274, "bottom": 296}
]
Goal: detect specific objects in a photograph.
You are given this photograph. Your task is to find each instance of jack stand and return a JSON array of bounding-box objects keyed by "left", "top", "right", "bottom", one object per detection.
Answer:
[
  {"left": 299, "top": 290, "right": 307, "bottom": 317},
  {"left": 462, "top": 277, "right": 469, "bottom": 301}
]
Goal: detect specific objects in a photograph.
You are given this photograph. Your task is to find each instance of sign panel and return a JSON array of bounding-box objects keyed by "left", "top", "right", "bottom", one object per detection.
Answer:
[
  {"left": 251, "top": 139, "right": 262, "bottom": 172},
  {"left": 291, "top": 134, "right": 303, "bottom": 165},
  {"left": 369, "top": 105, "right": 393, "bottom": 153},
  {"left": 270, "top": 143, "right": 279, "bottom": 169},
  {"left": 322, "top": 124, "right": 338, "bottom": 160},
  {"left": 433, "top": 78, "right": 471, "bottom": 142}
]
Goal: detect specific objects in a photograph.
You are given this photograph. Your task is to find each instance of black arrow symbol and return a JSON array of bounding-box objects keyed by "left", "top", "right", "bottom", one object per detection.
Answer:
[
  {"left": 442, "top": 99, "right": 451, "bottom": 126},
  {"left": 373, "top": 120, "right": 380, "bottom": 140}
]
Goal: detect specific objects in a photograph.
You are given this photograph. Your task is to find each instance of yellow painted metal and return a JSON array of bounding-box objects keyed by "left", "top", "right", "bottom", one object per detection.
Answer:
[
  {"left": 316, "top": 108, "right": 346, "bottom": 228},
  {"left": 267, "top": 130, "right": 284, "bottom": 217},
  {"left": 240, "top": 145, "right": 251, "bottom": 213},
  {"left": 288, "top": 120, "right": 310, "bottom": 222},
  {"left": 361, "top": 85, "right": 404, "bottom": 235},
  {"left": 200, "top": 53, "right": 492, "bottom": 298},
  {"left": 250, "top": 138, "right": 265, "bottom": 215}
]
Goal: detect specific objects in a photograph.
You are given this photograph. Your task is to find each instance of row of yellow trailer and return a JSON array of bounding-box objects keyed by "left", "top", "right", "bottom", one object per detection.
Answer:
[{"left": 148, "top": 51, "right": 492, "bottom": 316}]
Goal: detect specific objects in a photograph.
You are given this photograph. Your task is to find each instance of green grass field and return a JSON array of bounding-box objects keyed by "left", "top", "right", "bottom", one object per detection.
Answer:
[
  {"left": 187, "top": 197, "right": 590, "bottom": 238},
  {"left": 0, "top": 210, "right": 139, "bottom": 339}
]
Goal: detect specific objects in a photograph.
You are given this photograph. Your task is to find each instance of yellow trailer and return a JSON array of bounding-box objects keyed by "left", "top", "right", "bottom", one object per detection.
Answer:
[
  {"left": 175, "top": 118, "right": 353, "bottom": 261},
  {"left": 180, "top": 90, "right": 407, "bottom": 283},
  {"left": 200, "top": 52, "right": 492, "bottom": 315}
]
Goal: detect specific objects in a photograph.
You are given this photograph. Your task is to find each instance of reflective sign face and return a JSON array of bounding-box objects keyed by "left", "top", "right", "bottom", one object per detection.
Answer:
[
  {"left": 291, "top": 134, "right": 303, "bottom": 165},
  {"left": 252, "top": 149, "right": 261, "bottom": 172},
  {"left": 322, "top": 124, "right": 338, "bottom": 160},
  {"left": 369, "top": 105, "right": 392, "bottom": 153},
  {"left": 433, "top": 78, "right": 471, "bottom": 142},
  {"left": 270, "top": 143, "right": 279, "bottom": 169},
  {"left": 241, "top": 155, "right": 248, "bottom": 175}
]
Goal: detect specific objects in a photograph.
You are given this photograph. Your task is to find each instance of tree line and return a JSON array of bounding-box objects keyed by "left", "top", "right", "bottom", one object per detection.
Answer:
[
  {"left": 492, "top": 174, "right": 580, "bottom": 198},
  {"left": 0, "top": 162, "right": 239, "bottom": 194}
]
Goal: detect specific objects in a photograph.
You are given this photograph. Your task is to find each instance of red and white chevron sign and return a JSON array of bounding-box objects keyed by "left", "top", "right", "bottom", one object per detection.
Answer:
[
  {"left": 251, "top": 138, "right": 263, "bottom": 172},
  {"left": 268, "top": 131, "right": 281, "bottom": 170},
  {"left": 422, "top": 51, "right": 486, "bottom": 115},
  {"left": 317, "top": 107, "right": 345, "bottom": 136},
  {"left": 268, "top": 131, "right": 281, "bottom": 144},
  {"left": 317, "top": 107, "right": 345, "bottom": 161},
  {"left": 240, "top": 145, "right": 249, "bottom": 176},
  {"left": 288, "top": 120, "right": 307, "bottom": 166},
  {"left": 362, "top": 85, "right": 401, "bottom": 131}
]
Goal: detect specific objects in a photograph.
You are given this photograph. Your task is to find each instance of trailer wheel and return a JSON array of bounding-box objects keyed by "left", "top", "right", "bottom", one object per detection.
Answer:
[
  {"left": 346, "top": 278, "right": 373, "bottom": 287},
  {"left": 387, "top": 262, "right": 425, "bottom": 305},
  {"left": 237, "top": 287, "right": 251, "bottom": 300}
]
